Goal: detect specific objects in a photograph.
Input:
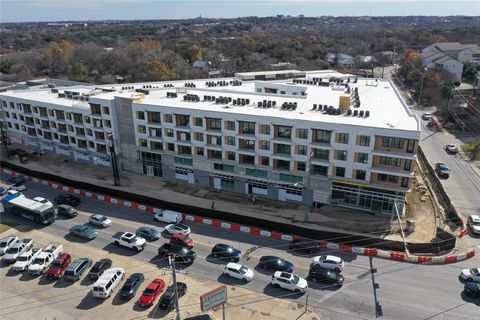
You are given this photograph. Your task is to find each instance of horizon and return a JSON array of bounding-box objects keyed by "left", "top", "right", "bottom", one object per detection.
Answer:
[{"left": 1, "top": 0, "right": 479, "bottom": 23}]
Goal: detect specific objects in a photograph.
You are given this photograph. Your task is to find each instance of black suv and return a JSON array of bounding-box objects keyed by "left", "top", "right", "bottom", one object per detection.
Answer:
[
  {"left": 87, "top": 258, "right": 112, "bottom": 280},
  {"left": 308, "top": 265, "right": 344, "bottom": 287},
  {"left": 120, "top": 273, "right": 145, "bottom": 300},
  {"left": 211, "top": 244, "right": 241, "bottom": 262},
  {"left": 57, "top": 205, "right": 78, "bottom": 218},
  {"left": 158, "top": 282, "right": 187, "bottom": 311},
  {"left": 158, "top": 244, "right": 196, "bottom": 264},
  {"left": 289, "top": 239, "right": 321, "bottom": 254},
  {"left": 54, "top": 194, "right": 81, "bottom": 207}
]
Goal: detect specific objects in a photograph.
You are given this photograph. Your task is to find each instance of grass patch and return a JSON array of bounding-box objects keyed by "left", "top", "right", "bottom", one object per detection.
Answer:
[
  {"left": 461, "top": 140, "right": 480, "bottom": 160},
  {"left": 0, "top": 222, "right": 18, "bottom": 234}
]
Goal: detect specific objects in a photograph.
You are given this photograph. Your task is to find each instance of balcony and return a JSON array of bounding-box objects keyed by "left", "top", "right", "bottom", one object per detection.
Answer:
[
  {"left": 372, "top": 148, "right": 417, "bottom": 160},
  {"left": 370, "top": 166, "right": 414, "bottom": 178}
]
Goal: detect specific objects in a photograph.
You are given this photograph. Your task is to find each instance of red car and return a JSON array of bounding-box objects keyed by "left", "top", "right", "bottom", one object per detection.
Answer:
[
  {"left": 46, "top": 253, "right": 72, "bottom": 280},
  {"left": 169, "top": 233, "right": 194, "bottom": 249},
  {"left": 138, "top": 278, "right": 165, "bottom": 307}
]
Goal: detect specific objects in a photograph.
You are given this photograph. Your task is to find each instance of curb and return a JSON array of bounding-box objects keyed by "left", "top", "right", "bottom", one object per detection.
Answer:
[{"left": 1, "top": 167, "right": 476, "bottom": 265}]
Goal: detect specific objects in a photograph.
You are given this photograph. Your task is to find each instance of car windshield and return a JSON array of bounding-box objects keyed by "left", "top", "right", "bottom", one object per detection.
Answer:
[
  {"left": 6, "top": 247, "right": 19, "bottom": 254},
  {"left": 76, "top": 226, "right": 87, "bottom": 232},
  {"left": 33, "top": 258, "right": 44, "bottom": 264},
  {"left": 143, "top": 288, "right": 155, "bottom": 296},
  {"left": 291, "top": 275, "right": 300, "bottom": 284},
  {"left": 470, "top": 268, "right": 479, "bottom": 274},
  {"left": 91, "top": 264, "right": 101, "bottom": 272},
  {"left": 472, "top": 220, "right": 480, "bottom": 226},
  {"left": 183, "top": 236, "right": 191, "bottom": 242},
  {"left": 51, "top": 261, "right": 62, "bottom": 268},
  {"left": 239, "top": 266, "right": 248, "bottom": 274},
  {"left": 98, "top": 216, "right": 107, "bottom": 221},
  {"left": 0, "top": 241, "right": 7, "bottom": 248},
  {"left": 17, "top": 255, "right": 29, "bottom": 261}
]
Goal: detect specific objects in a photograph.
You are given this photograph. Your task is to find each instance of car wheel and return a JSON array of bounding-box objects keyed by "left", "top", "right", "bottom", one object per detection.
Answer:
[
  {"left": 115, "top": 241, "right": 119, "bottom": 246},
  {"left": 242, "top": 277, "right": 248, "bottom": 282},
  {"left": 225, "top": 273, "right": 230, "bottom": 278},
  {"left": 273, "top": 283, "right": 280, "bottom": 288}
]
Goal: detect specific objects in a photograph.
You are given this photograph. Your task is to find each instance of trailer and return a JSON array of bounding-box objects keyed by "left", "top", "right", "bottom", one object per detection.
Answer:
[{"left": 2, "top": 193, "right": 56, "bottom": 225}]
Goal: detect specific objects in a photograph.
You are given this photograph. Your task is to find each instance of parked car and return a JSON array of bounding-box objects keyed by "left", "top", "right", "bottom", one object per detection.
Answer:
[
  {"left": 312, "top": 255, "right": 345, "bottom": 272},
  {"left": 0, "top": 188, "right": 7, "bottom": 196},
  {"left": 164, "top": 223, "right": 191, "bottom": 235},
  {"left": 211, "top": 244, "right": 241, "bottom": 262},
  {"left": 2, "top": 239, "right": 33, "bottom": 263},
  {"left": 467, "top": 215, "right": 480, "bottom": 235},
  {"left": 46, "top": 253, "right": 72, "bottom": 280},
  {"left": 28, "top": 243, "right": 63, "bottom": 275},
  {"left": 138, "top": 278, "right": 165, "bottom": 308},
  {"left": 435, "top": 163, "right": 450, "bottom": 178},
  {"left": 154, "top": 210, "right": 183, "bottom": 223},
  {"left": 460, "top": 268, "right": 480, "bottom": 282},
  {"left": 158, "top": 244, "right": 196, "bottom": 264},
  {"left": 120, "top": 273, "right": 145, "bottom": 300},
  {"left": 271, "top": 271, "right": 308, "bottom": 293},
  {"left": 69, "top": 224, "right": 97, "bottom": 240},
  {"left": 308, "top": 265, "right": 344, "bottom": 287},
  {"left": 289, "top": 239, "right": 321, "bottom": 254},
  {"left": 158, "top": 282, "right": 187, "bottom": 311},
  {"left": 57, "top": 205, "right": 78, "bottom": 218},
  {"left": 9, "top": 183, "right": 26, "bottom": 192},
  {"left": 422, "top": 112, "right": 432, "bottom": 120},
  {"left": 88, "top": 258, "right": 113, "bottom": 280},
  {"left": 464, "top": 282, "right": 480, "bottom": 298},
  {"left": 223, "top": 262, "right": 254, "bottom": 282},
  {"left": 445, "top": 144, "right": 458, "bottom": 154},
  {"left": 54, "top": 194, "right": 81, "bottom": 206},
  {"left": 33, "top": 197, "right": 53, "bottom": 206},
  {"left": 258, "top": 256, "right": 294, "bottom": 272},
  {"left": 89, "top": 214, "right": 112, "bottom": 228},
  {"left": 0, "top": 235, "right": 19, "bottom": 255},
  {"left": 92, "top": 268, "right": 125, "bottom": 299},
  {"left": 64, "top": 258, "right": 92, "bottom": 282},
  {"left": 169, "top": 233, "right": 194, "bottom": 249},
  {"left": 8, "top": 175, "right": 26, "bottom": 184},
  {"left": 12, "top": 248, "right": 42, "bottom": 272},
  {"left": 136, "top": 227, "right": 161, "bottom": 241}
]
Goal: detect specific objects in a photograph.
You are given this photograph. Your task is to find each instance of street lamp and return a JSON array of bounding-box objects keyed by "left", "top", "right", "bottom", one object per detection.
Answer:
[
  {"left": 108, "top": 133, "right": 120, "bottom": 186},
  {"left": 295, "top": 150, "right": 314, "bottom": 223}
]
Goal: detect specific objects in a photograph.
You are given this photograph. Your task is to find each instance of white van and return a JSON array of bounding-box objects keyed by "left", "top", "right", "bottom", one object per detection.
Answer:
[
  {"left": 154, "top": 210, "right": 183, "bottom": 223},
  {"left": 92, "top": 267, "right": 125, "bottom": 298}
]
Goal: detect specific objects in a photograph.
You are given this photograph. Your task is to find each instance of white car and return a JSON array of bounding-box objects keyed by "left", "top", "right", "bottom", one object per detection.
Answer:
[
  {"left": 422, "top": 112, "right": 432, "bottom": 120},
  {"left": 271, "top": 271, "right": 308, "bottom": 293},
  {"left": 164, "top": 223, "right": 191, "bottom": 235},
  {"left": 445, "top": 144, "right": 458, "bottom": 154},
  {"left": 89, "top": 214, "right": 112, "bottom": 228},
  {"left": 12, "top": 248, "right": 42, "bottom": 272},
  {"left": 9, "top": 183, "right": 26, "bottom": 192},
  {"left": 312, "top": 255, "right": 345, "bottom": 272},
  {"left": 0, "top": 236, "right": 19, "bottom": 255},
  {"left": 223, "top": 263, "right": 254, "bottom": 282},
  {"left": 460, "top": 268, "right": 480, "bottom": 282},
  {"left": 467, "top": 215, "right": 480, "bottom": 235},
  {"left": 33, "top": 197, "right": 53, "bottom": 206},
  {"left": 154, "top": 210, "right": 183, "bottom": 223}
]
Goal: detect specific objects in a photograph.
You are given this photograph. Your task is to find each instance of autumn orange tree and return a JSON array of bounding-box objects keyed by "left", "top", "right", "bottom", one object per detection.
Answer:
[{"left": 144, "top": 60, "right": 176, "bottom": 81}]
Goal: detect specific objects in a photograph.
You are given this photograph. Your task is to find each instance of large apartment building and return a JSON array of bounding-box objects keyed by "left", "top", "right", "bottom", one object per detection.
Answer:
[{"left": 0, "top": 70, "right": 420, "bottom": 215}]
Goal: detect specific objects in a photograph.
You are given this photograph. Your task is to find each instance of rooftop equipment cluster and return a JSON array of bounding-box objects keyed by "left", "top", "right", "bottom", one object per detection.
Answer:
[
  {"left": 310, "top": 104, "right": 369, "bottom": 117},
  {"left": 257, "top": 100, "right": 277, "bottom": 108},
  {"left": 183, "top": 94, "right": 200, "bottom": 102}
]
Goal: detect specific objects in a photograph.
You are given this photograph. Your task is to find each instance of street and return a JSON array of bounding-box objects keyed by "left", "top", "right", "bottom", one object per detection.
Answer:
[{"left": 1, "top": 174, "right": 479, "bottom": 320}]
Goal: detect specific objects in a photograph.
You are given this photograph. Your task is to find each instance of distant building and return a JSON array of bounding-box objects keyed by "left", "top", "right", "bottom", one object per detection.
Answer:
[
  {"left": 324, "top": 53, "right": 336, "bottom": 64},
  {"left": 192, "top": 60, "right": 211, "bottom": 71},
  {"left": 356, "top": 55, "right": 377, "bottom": 67},
  {"left": 336, "top": 54, "right": 355, "bottom": 69},
  {"left": 420, "top": 42, "right": 480, "bottom": 82},
  {"left": 271, "top": 62, "right": 297, "bottom": 69}
]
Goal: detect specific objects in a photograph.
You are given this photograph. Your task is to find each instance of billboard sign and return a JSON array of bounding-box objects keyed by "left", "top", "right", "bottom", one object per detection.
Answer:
[{"left": 200, "top": 285, "right": 227, "bottom": 312}]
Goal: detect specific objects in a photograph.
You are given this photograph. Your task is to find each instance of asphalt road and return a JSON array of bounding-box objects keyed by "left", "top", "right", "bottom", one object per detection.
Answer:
[{"left": 1, "top": 175, "right": 479, "bottom": 320}]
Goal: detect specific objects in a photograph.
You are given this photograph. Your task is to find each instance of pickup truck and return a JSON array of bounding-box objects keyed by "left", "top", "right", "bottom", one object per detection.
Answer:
[
  {"left": 112, "top": 232, "right": 146, "bottom": 252},
  {"left": 2, "top": 239, "right": 34, "bottom": 263},
  {"left": 12, "top": 248, "right": 42, "bottom": 272},
  {"left": 28, "top": 243, "right": 63, "bottom": 275},
  {"left": 0, "top": 235, "right": 19, "bottom": 255}
]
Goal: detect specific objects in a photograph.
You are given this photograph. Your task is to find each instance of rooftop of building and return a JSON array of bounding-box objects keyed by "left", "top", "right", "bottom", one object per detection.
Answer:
[{"left": 0, "top": 70, "right": 420, "bottom": 132}]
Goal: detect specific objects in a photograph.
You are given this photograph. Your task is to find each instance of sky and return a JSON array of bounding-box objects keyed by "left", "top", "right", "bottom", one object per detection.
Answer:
[{"left": 1, "top": 0, "right": 479, "bottom": 23}]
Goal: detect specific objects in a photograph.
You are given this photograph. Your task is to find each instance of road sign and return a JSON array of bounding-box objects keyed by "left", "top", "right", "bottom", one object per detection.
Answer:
[{"left": 200, "top": 285, "right": 227, "bottom": 312}]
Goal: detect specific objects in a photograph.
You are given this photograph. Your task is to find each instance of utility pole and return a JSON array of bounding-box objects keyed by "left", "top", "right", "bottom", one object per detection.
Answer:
[
  {"left": 417, "top": 71, "right": 426, "bottom": 107},
  {"left": 168, "top": 255, "right": 181, "bottom": 320},
  {"left": 108, "top": 133, "right": 120, "bottom": 186}
]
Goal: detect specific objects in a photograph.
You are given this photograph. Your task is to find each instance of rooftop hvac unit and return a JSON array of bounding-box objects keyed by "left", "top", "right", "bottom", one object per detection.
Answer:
[
  {"left": 272, "top": 101, "right": 276, "bottom": 107},
  {"left": 347, "top": 109, "right": 352, "bottom": 116},
  {"left": 246, "top": 98, "right": 250, "bottom": 104},
  {"left": 353, "top": 110, "right": 358, "bottom": 116},
  {"left": 365, "top": 110, "right": 370, "bottom": 117},
  {"left": 58, "top": 93, "right": 65, "bottom": 98},
  {"left": 229, "top": 97, "right": 233, "bottom": 102},
  {"left": 233, "top": 100, "right": 238, "bottom": 105},
  {"left": 312, "top": 104, "right": 317, "bottom": 111},
  {"left": 359, "top": 110, "right": 364, "bottom": 117},
  {"left": 51, "top": 88, "right": 59, "bottom": 93}
]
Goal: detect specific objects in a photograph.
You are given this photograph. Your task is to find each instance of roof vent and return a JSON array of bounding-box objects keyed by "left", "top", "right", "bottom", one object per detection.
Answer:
[
  {"left": 365, "top": 110, "right": 370, "bottom": 117},
  {"left": 353, "top": 110, "right": 358, "bottom": 116}
]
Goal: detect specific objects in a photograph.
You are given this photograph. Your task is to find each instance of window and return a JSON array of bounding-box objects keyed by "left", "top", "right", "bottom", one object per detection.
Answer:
[
  {"left": 245, "top": 168, "right": 267, "bottom": 178},
  {"left": 274, "top": 159, "right": 290, "bottom": 171},
  {"left": 226, "top": 121, "right": 235, "bottom": 131},
  {"left": 176, "top": 114, "right": 190, "bottom": 126},
  {"left": 296, "top": 145, "right": 307, "bottom": 155},
  {"left": 214, "top": 163, "right": 235, "bottom": 172},
  {"left": 356, "top": 170, "right": 366, "bottom": 180},
  {"left": 377, "top": 173, "right": 399, "bottom": 184},
  {"left": 274, "top": 144, "right": 291, "bottom": 155},
  {"left": 166, "top": 129, "right": 174, "bottom": 137},
  {"left": 406, "top": 139, "right": 416, "bottom": 153},
  {"left": 259, "top": 141, "right": 270, "bottom": 150},
  {"left": 260, "top": 156, "right": 269, "bottom": 166},
  {"left": 239, "top": 139, "right": 255, "bottom": 150},
  {"left": 164, "top": 114, "right": 173, "bottom": 123},
  {"left": 136, "top": 111, "right": 145, "bottom": 120},
  {"left": 91, "top": 104, "right": 101, "bottom": 115},
  {"left": 359, "top": 135, "right": 370, "bottom": 146},
  {"left": 382, "top": 137, "right": 403, "bottom": 149},
  {"left": 178, "top": 145, "right": 192, "bottom": 155},
  {"left": 194, "top": 117, "right": 203, "bottom": 126},
  {"left": 73, "top": 113, "right": 83, "bottom": 123},
  {"left": 174, "top": 157, "right": 193, "bottom": 166},
  {"left": 404, "top": 159, "right": 412, "bottom": 171},
  {"left": 356, "top": 153, "right": 368, "bottom": 164},
  {"left": 379, "top": 156, "right": 401, "bottom": 167},
  {"left": 312, "top": 165, "right": 328, "bottom": 176},
  {"left": 336, "top": 150, "right": 347, "bottom": 161},
  {"left": 139, "top": 139, "right": 147, "bottom": 147},
  {"left": 239, "top": 121, "right": 255, "bottom": 135},
  {"left": 337, "top": 133, "right": 349, "bottom": 144},
  {"left": 102, "top": 106, "right": 110, "bottom": 115},
  {"left": 278, "top": 173, "right": 302, "bottom": 183},
  {"left": 259, "top": 125, "right": 270, "bottom": 135},
  {"left": 401, "top": 177, "right": 410, "bottom": 188},
  {"left": 297, "top": 128, "right": 308, "bottom": 139},
  {"left": 335, "top": 167, "right": 345, "bottom": 177},
  {"left": 137, "top": 125, "right": 146, "bottom": 134},
  {"left": 226, "top": 136, "right": 235, "bottom": 146},
  {"left": 150, "top": 141, "right": 163, "bottom": 150},
  {"left": 55, "top": 110, "right": 65, "bottom": 120},
  {"left": 96, "top": 144, "right": 107, "bottom": 153},
  {"left": 167, "top": 143, "right": 175, "bottom": 151},
  {"left": 313, "top": 149, "right": 329, "bottom": 160},
  {"left": 226, "top": 151, "right": 236, "bottom": 161},
  {"left": 312, "top": 129, "right": 331, "bottom": 143},
  {"left": 206, "top": 118, "right": 221, "bottom": 130},
  {"left": 194, "top": 132, "right": 204, "bottom": 142},
  {"left": 104, "top": 120, "right": 111, "bottom": 128},
  {"left": 195, "top": 147, "right": 204, "bottom": 156},
  {"left": 296, "top": 161, "right": 306, "bottom": 171},
  {"left": 208, "top": 150, "right": 222, "bottom": 159},
  {"left": 275, "top": 125, "right": 291, "bottom": 139},
  {"left": 239, "top": 154, "right": 255, "bottom": 165}
]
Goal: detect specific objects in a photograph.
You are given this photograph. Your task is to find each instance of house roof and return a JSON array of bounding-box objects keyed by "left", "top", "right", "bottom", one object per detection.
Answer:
[
  {"left": 433, "top": 55, "right": 462, "bottom": 65},
  {"left": 421, "top": 46, "right": 442, "bottom": 59},
  {"left": 465, "top": 44, "right": 480, "bottom": 54},
  {"left": 433, "top": 42, "right": 466, "bottom": 51}
]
